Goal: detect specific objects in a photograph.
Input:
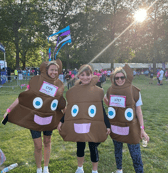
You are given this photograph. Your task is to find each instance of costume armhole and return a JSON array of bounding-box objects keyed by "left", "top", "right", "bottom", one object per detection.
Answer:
[{"left": 132, "top": 85, "right": 140, "bottom": 103}]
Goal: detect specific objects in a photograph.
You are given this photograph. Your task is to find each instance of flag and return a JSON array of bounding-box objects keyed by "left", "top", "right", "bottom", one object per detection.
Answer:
[
  {"left": 0, "top": 43, "right": 5, "bottom": 53},
  {"left": 48, "top": 26, "right": 72, "bottom": 60}
]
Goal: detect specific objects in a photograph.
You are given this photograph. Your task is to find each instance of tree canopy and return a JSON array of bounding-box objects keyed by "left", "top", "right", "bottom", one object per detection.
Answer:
[{"left": 0, "top": 0, "right": 168, "bottom": 71}]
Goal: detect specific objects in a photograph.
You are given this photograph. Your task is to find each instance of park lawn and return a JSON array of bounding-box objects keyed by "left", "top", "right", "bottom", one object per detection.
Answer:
[{"left": 0, "top": 75, "right": 168, "bottom": 173}]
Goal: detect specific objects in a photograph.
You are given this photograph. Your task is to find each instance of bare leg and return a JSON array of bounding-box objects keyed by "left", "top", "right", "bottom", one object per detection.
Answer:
[
  {"left": 77, "top": 156, "right": 84, "bottom": 167},
  {"left": 43, "top": 135, "right": 51, "bottom": 166},
  {"left": 92, "top": 162, "right": 98, "bottom": 171},
  {"left": 33, "top": 137, "right": 42, "bottom": 168}
]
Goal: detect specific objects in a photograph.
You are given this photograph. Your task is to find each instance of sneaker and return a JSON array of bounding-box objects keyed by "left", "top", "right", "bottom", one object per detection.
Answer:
[
  {"left": 43, "top": 169, "right": 49, "bottom": 173},
  {"left": 43, "top": 167, "right": 49, "bottom": 173},
  {"left": 112, "top": 170, "right": 123, "bottom": 173},
  {"left": 75, "top": 167, "right": 84, "bottom": 173},
  {"left": 37, "top": 168, "right": 42, "bottom": 173},
  {"left": 92, "top": 171, "right": 98, "bottom": 173}
]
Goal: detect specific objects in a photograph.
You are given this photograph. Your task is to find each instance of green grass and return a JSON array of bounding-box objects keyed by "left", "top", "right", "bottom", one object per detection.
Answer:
[{"left": 0, "top": 75, "right": 168, "bottom": 173}]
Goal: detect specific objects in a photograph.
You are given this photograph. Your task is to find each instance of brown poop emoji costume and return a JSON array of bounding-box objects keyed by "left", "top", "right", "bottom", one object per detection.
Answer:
[
  {"left": 60, "top": 75, "right": 108, "bottom": 142},
  {"left": 106, "top": 64, "right": 141, "bottom": 144},
  {"left": 7, "top": 59, "right": 66, "bottom": 131}
]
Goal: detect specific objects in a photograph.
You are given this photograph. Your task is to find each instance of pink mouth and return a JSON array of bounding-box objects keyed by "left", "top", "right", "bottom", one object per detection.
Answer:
[
  {"left": 74, "top": 123, "right": 91, "bottom": 134},
  {"left": 111, "top": 125, "right": 129, "bottom": 135},
  {"left": 34, "top": 114, "right": 53, "bottom": 125}
]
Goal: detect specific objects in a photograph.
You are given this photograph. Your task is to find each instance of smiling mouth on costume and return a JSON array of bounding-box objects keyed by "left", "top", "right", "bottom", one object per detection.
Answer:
[
  {"left": 34, "top": 114, "right": 53, "bottom": 125},
  {"left": 111, "top": 125, "right": 129, "bottom": 135},
  {"left": 74, "top": 123, "right": 91, "bottom": 134}
]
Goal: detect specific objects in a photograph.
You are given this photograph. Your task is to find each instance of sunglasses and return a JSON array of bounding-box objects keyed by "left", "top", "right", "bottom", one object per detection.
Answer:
[{"left": 114, "top": 76, "right": 125, "bottom": 80}]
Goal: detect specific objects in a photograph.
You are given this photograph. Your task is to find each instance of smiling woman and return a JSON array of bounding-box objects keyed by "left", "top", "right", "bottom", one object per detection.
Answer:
[
  {"left": 2, "top": 59, "right": 66, "bottom": 173},
  {"left": 134, "top": 9, "right": 147, "bottom": 22}
]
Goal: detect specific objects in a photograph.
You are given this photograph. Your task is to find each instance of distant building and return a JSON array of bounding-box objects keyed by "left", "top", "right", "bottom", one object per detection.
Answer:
[
  {"left": 113, "top": 63, "right": 168, "bottom": 69},
  {"left": 89, "top": 63, "right": 111, "bottom": 71}
]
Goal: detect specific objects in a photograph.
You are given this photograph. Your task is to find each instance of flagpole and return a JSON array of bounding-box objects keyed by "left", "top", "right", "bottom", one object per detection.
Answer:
[
  {"left": 53, "top": 51, "right": 54, "bottom": 61},
  {"left": 4, "top": 52, "right": 6, "bottom": 68}
]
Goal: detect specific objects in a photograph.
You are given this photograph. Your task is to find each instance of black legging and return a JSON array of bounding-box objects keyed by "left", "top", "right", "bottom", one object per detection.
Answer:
[{"left": 77, "top": 142, "right": 100, "bottom": 162}]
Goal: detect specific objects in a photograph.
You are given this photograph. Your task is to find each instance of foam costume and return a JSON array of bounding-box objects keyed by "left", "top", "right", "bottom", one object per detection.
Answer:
[
  {"left": 5, "top": 59, "right": 66, "bottom": 131},
  {"left": 60, "top": 75, "right": 108, "bottom": 142},
  {"left": 106, "top": 64, "right": 141, "bottom": 144}
]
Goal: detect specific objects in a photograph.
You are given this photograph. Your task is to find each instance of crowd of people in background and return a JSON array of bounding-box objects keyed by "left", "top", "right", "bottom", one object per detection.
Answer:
[
  {"left": 1, "top": 65, "right": 168, "bottom": 88},
  {"left": 62, "top": 68, "right": 112, "bottom": 89},
  {"left": 62, "top": 67, "right": 168, "bottom": 90},
  {"left": 13, "top": 67, "right": 38, "bottom": 80}
]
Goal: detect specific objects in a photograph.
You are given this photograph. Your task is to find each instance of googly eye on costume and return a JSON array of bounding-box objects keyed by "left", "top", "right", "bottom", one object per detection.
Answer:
[
  {"left": 108, "top": 107, "right": 116, "bottom": 119},
  {"left": 33, "top": 97, "right": 43, "bottom": 109},
  {"left": 88, "top": 105, "right": 96, "bottom": 117},
  {"left": 71, "top": 105, "right": 79, "bottom": 117},
  {"left": 125, "top": 108, "right": 134, "bottom": 121},
  {"left": 51, "top": 99, "right": 58, "bottom": 111}
]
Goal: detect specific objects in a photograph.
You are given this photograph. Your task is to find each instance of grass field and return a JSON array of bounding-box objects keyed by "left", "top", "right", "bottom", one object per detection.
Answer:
[{"left": 0, "top": 75, "right": 168, "bottom": 173}]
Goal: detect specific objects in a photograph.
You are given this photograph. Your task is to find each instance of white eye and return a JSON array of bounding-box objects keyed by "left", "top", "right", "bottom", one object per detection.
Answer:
[
  {"left": 88, "top": 105, "right": 96, "bottom": 118},
  {"left": 51, "top": 99, "right": 58, "bottom": 111},
  {"left": 108, "top": 107, "right": 116, "bottom": 119},
  {"left": 33, "top": 97, "right": 43, "bottom": 109},
  {"left": 125, "top": 108, "right": 134, "bottom": 121},
  {"left": 71, "top": 105, "right": 79, "bottom": 117}
]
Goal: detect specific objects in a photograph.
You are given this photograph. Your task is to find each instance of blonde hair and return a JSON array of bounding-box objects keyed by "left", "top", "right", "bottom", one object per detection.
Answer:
[
  {"left": 112, "top": 67, "right": 127, "bottom": 83},
  {"left": 46, "top": 61, "right": 59, "bottom": 71}
]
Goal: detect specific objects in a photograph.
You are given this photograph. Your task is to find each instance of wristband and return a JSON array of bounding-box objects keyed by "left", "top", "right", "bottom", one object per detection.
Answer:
[
  {"left": 140, "top": 126, "right": 144, "bottom": 129},
  {"left": 7, "top": 108, "right": 11, "bottom": 113}
]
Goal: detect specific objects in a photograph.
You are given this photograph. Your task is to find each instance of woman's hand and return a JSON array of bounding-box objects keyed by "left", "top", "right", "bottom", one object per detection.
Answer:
[
  {"left": 141, "top": 129, "right": 150, "bottom": 142},
  {"left": 106, "top": 128, "right": 111, "bottom": 135},
  {"left": 103, "top": 95, "right": 109, "bottom": 106},
  {"left": 62, "top": 106, "right": 67, "bottom": 114},
  {"left": 57, "top": 122, "right": 62, "bottom": 131}
]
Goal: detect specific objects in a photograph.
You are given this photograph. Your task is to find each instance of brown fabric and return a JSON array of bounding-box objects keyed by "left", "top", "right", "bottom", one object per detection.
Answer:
[
  {"left": 107, "top": 64, "right": 141, "bottom": 144},
  {"left": 60, "top": 75, "right": 108, "bottom": 142},
  {"left": 8, "top": 59, "right": 65, "bottom": 131}
]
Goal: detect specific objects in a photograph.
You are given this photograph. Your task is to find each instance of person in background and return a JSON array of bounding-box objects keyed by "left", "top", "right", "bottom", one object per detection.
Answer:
[
  {"left": 23, "top": 68, "right": 27, "bottom": 79},
  {"left": 14, "top": 68, "right": 18, "bottom": 80},
  {"left": 65, "top": 69, "right": 72, "bottom": 89},
  {"left": 159, "top": 68, "right": 164, "bottom": 85},
  {"left": 94, "top": 70, "right": 102, "bottom": 88},
  {"left": 165, "top": 70, "right": 168, "bottom": 80},
  {"left": 34, "top": 68, "right": 37, "bottom": 76},
  {"left": 149, "top": 69, "right": 154, "bottom": 84},
  {"left": 107, "top": 69, "right": 111, "bottom": 78},
  {"left": 157, "top": 69, "right": 160, "bottom": 85}
]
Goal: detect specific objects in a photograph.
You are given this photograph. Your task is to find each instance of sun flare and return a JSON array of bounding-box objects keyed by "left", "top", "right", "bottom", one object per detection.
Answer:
[{"left": 134, "top": 9, "right": 147, "bottom": 22}]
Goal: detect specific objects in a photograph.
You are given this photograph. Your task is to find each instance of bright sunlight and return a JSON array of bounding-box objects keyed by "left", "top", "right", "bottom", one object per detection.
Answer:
[{"left": 134, "top": 9, "right": 147, "bottom": 22}]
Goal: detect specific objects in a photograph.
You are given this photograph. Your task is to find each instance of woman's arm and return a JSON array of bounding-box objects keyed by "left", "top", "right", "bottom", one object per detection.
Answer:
[
  {"left": 4, "top": 88, "right": 29, "bottom": 117},
  {"left": 102, "top": 101, "right": 111, "bottom": 135},
  {"left": 103, "top": 94, "right": 109, "bottom": 106},
  {"left": 136, "top": 106, "right": 149, "bottom": 142}
]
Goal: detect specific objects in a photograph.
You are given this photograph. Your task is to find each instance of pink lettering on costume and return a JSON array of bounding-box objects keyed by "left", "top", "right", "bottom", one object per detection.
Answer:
[
  {"left": 39, "top": 81, "right": 58, "bottom": 97},
  {"left": 109, "top": 95, "right": 126, "bottom": 108}
]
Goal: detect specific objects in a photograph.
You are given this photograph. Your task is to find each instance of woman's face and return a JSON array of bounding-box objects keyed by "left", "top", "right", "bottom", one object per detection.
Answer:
[
  {"left": 114, "top": 72, "right": 126, "bottom": 86},
  {"left": 47, "top": 65, "right": 58, "bottom": 79},
  {"left": 78, "top": 71, "right": 92, "bottom": 85}
]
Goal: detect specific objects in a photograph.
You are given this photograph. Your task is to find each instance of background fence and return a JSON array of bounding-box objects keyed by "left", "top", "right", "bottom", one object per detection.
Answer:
[{"left": 0, "top": 74, "right": 35, "bottom": 89}]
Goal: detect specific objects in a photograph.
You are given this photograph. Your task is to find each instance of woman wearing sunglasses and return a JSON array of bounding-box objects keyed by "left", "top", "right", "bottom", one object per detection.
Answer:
[{"left": 104, "top": 64, "right": 149, "bottom": 173}]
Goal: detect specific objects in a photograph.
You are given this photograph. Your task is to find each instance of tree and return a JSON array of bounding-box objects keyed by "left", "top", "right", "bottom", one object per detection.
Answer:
[{"left": 0, "top": 0, "right": 51, "bottom": 69}]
